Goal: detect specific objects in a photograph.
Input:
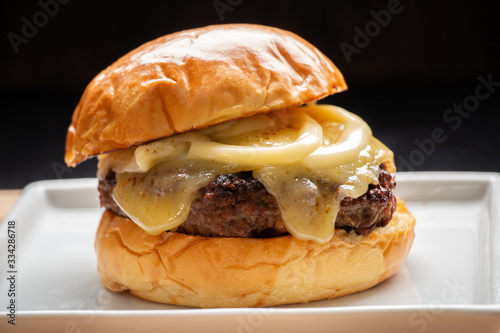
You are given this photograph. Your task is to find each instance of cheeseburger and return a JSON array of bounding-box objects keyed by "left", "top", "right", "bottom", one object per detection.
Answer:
[{"left": 65, "top": 24, "right": 415, "bottom": 308}]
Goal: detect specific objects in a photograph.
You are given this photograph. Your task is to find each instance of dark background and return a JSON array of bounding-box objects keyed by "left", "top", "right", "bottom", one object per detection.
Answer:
[{"left": 1, "top": 0, "right": 499, "bottom": 189}]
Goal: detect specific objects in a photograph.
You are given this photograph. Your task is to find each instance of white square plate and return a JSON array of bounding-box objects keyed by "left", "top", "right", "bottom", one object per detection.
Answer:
[{"left": 1, "top": 172, "right": 499, "bottom": 332}]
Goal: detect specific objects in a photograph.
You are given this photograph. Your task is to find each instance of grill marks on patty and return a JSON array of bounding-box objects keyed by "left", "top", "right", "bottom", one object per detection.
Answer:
[
  {"left": 177, "top": 172, "right": 287, "bottom": 238},
  {"left": 335, "top": 167, "right": 396, "bottom": 235},
  {"left": 98, "top": 166, "right": 396, "bottom": 237}
]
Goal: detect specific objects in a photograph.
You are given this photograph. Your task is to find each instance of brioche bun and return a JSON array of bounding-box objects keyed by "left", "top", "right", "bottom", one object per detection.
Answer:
[
  {"left": 66, "top": 24, "right": 415, "bottom": 308},
  {"left": 65, "top": 24, "right": 346, "bottom": 167},
  {"left": 95, "top": 199, "right": 415, "bottom": 308}
]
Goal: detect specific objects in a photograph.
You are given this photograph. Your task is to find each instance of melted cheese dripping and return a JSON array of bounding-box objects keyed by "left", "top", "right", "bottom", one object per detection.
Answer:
[
  {"left": 103, "top": 104, "right": 394, "bottom": 242},
  {"left": 113, "top": 159, "right": 243, "bottom": 235}
]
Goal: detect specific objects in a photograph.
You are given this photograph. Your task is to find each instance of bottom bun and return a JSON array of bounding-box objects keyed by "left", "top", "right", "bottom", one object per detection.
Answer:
[{"left": 95, "top": 198, "right": 415, "bottom": 308}]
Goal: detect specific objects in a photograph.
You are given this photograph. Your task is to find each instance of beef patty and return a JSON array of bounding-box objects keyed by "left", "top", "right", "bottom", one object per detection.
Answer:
[{"left": 98, "top": 165, "right": 396, "bottom": 237}]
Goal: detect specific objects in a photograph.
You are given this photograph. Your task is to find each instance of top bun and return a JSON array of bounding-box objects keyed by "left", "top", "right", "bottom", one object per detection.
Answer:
[{"left": 65, "top": 24, "right": 347, "bottom": 166}]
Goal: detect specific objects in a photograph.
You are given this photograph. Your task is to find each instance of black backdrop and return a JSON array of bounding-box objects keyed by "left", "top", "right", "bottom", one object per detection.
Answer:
[{"left": 1, "top": 0, "right": 499, "bottom": 188}]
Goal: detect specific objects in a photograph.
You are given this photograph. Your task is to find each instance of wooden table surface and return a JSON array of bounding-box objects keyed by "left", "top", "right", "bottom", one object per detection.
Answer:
[{"left": 0, "top": 190, "right": 22, "bottom": 223}]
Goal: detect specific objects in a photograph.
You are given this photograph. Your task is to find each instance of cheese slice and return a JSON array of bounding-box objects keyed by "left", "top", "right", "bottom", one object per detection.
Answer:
[
  {"left": 103, "top": 104, "right": 394, "bottom": 242},
  {"left": 254, "top": 138, "right": 391, "bottom": 242},
  {"left": 112, "top": 159, "right": 245, "bottom": 235}
]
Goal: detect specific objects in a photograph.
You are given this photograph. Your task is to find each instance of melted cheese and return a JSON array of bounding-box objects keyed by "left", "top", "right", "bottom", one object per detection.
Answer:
[
  {"left": 254, "top": 138, "right": 390, "bottom": 243},
  {"left": 113, "top": 159, "right": 243, "bottom": 235},
  {"left": 101, "top": 104, "right": 394, "bottom": 242}
]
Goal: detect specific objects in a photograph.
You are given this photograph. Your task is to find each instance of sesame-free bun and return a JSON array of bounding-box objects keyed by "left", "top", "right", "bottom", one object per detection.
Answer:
[
  {"left": 95, "top": 199, "right": 415, "bottom": 308},
  {"left": 65, "top": 24, "right": 347, "bottom": 167}
]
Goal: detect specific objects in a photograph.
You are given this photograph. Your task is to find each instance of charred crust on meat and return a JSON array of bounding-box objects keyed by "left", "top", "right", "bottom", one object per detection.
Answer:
[{"left": 98, "top": 165, "right": 397, "bottom": 238}]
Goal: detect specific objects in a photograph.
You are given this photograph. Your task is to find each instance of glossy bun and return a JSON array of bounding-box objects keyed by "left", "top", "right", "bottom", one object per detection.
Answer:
[{"left": 65, "top": 24, "right": 346, "bottom": 167}]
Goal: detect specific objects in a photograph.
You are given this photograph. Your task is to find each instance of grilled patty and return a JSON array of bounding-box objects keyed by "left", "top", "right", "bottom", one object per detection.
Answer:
[{"left": 98, "top": 166, "right": 396, "bottom": 237}]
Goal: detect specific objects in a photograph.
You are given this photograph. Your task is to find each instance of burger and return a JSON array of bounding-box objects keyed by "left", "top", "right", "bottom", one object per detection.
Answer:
[{"left": 65, "top": 24, "right": 415, "bottom": 308}]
